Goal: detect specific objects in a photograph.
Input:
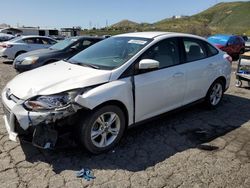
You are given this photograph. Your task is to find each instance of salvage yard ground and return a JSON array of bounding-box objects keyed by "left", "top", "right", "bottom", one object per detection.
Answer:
[{"left": 0, "top": 58, "right": 250, "bottom": 188}]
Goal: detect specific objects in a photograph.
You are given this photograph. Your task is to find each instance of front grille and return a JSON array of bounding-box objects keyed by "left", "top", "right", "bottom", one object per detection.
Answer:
[{"left": 2, "top": 104, "right": 11, "bottom": 123}]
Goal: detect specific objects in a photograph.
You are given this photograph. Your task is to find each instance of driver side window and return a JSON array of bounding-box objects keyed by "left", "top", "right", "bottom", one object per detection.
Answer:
[{"left": 141, "top": 38, "right": 180, "bottom": 69}]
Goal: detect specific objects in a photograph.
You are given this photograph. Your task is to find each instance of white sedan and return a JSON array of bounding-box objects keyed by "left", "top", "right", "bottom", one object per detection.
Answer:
[
  {"left": 0, "top": 35, "right": 57, "bottom": 60},
  {"left": 1, "top": 32, "right": 231, "bottom": 154}
]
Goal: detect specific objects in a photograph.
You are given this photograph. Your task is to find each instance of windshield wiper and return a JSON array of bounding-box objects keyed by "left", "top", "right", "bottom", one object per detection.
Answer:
[
  {"left": 81, "top": 63, "right": 100, "bottom": 69},
  {"left": 65, "top": 59, "right": 100, "bottom": 69}
]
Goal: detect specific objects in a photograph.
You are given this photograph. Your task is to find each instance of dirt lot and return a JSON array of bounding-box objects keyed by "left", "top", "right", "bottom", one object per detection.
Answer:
[{"left": 0, "top": 59, "right": 250, "bottom": 188}]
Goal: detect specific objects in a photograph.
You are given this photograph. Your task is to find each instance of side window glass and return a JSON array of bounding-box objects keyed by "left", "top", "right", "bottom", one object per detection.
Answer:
[
  {"left": 82, "top": 40, "right": 92, "bottom": 47},
  {"left": 141, "top": 38, "right": 180, "bottom": 68},
  {"left": 184, "top": 39, "right": 206, "bottom": 62},
  {"left": 41, "top": 38, "right": 50, "bottom": 45},
  {"left": 35, "top": 38, "right": 43, "bottom": 44},
  {"left": 71, "top": 41, "right": 81, "bottom": 49},
  {"left": 23, "top": 38, "right": 35, "bottom": 44},
  {"left": 205, "top": 42, "right": 218, "bottom": 57},
  {"left": 49, "top": 39, "right": 57, "bottom": 45}
]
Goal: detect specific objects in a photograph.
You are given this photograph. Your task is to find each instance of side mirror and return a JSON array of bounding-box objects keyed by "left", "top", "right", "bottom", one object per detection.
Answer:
[{"left": 139, "top": 59, "right": 160, "bottom": 70}]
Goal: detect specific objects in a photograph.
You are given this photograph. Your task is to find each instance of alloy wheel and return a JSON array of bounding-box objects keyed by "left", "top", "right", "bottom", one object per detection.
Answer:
[
  {"left": 210, "top": 83, "right": 223, "bottom": 106},
  {"left": 91, "top": 112, "right": 121, "bottom": 148}
]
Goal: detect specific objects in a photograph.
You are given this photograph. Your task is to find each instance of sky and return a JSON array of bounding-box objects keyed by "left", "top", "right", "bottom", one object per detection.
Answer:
[{"left": 0, "top": 0, "right": 249, "bottom": 29}]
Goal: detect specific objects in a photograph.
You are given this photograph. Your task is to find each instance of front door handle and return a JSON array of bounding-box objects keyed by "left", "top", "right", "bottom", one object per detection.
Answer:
[{"left": 173, "top": 72, "right": 184, "bottom": 78}]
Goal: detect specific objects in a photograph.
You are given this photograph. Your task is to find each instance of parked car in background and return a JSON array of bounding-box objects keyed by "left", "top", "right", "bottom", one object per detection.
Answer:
[
  {"left": 0, "top": 33, "right": 15, "bottom": 42},
  {"left": 2, "top": 32, "right": 231, "bottom": 154},
  {"left": 13, "top": 36, "right": 105, "bottom": 72},
  {"left": 208, "top": 34, "right": 245, "bottom": 60},
  {"left": 244, "top": 37, "right": 250, "bottom": 51},
  {"left": 0, "top": 35, "right": 57, "bottom": 60}
]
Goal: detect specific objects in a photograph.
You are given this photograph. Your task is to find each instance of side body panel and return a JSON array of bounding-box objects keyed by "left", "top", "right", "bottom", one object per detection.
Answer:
[{"left": 75, "top": 78, "right": 134, "bottom": 125}]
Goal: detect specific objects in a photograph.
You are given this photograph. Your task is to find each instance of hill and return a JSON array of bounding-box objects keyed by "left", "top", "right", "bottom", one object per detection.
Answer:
[
  {"left": 111, "top": 19, "right": 139, "bottom": 29},
  {"left": 153, "top": 1, "right": 250, "bottom": 35},
  {"left": 81, "top": 1, "right": 250, "bottom": 36}
]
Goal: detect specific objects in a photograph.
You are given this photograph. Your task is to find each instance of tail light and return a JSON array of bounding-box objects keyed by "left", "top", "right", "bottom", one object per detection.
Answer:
[
  {"left": 0, "top": 43, "right": 13, "bottom": 48},
  {"left": 223, "top": 54, "right": 232, "bottom": 64}
]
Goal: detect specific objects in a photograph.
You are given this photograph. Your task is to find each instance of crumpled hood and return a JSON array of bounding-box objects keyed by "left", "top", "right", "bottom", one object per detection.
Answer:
[{"left": 6, "top": 61, "right": 111, "bottom": 100}]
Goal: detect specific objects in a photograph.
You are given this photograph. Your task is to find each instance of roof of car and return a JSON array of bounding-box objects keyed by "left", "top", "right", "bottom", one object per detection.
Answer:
[
  {"left": 115, "top": 32, "right": 206, "bottom": 40},
  {"left": 19, "top": 35, "right": 54, "bottom": 39},
  {"left": 116, "top": 32, "right": 171, "bottom": 39},
  {"left": 69, "top": 36, "right": 105, "bottom": 40}
]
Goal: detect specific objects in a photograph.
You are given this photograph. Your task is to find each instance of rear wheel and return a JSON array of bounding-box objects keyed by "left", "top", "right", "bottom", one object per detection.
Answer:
[
  {"left": 76, "top": 105, "right": 126, "bottom": 154},
  {"left": 205, "top": 80, "right": 224, "bottom": 108},
  {"left": 236, "top": 80, "right": 242, "bottom": 87}
]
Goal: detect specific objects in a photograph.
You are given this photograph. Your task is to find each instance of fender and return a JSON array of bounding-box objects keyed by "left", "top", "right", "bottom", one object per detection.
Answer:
[{"left": 74, "top": 77, "right": 134, "bottom": 126}]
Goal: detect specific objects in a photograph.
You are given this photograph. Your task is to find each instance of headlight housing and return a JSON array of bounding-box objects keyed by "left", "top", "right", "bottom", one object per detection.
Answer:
[
  {"left": 24, "top": 90, "right": 79, "bottom": 111},
  {"left": 21, "top": 56, "right": 39, "bottom": 65}
]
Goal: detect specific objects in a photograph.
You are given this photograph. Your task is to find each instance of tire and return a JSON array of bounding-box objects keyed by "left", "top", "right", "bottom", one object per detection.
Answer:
[
  {"left": 15, "top": 51, "right": 26, "bottom": 58},
  {"left": 205, "top": 80, "right": 224, "bottom": 108},
  {"left": 76, "top": 105, "right": 126, "bottom": 154},
  {"left": 232, "top": 54, "right": 240, "bottom": 61},
  {"left": 239, "top": 48, "right": 245, "bottom": 54},
  {"left": 236, "top": 80, "right": 242, "bottom": 87}
]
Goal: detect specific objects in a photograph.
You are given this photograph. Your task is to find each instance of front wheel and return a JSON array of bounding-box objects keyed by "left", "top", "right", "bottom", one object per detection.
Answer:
[
  {"left": 77, "top": 105, "right": 126, "bottom": 154},
  {"left": 205, "top": 80, "right": 224, "bottom": 108}
]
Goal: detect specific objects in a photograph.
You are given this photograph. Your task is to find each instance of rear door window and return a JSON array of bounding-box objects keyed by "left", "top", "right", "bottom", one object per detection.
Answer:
[
  {"left": 183, "top": 38, "right": 207, "bottom": 62},
  {"left": 23, "top": 38, "right": 36, "bottom": 44}
]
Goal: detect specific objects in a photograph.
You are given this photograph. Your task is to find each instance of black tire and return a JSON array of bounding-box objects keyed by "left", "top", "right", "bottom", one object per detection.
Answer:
[
  {"left": 236, "top": 80, "right": 242, "bottom": 87},
  {"left": 76, "top": 105, "right": 126, "bottom": 154},
  {"left": 239, "top": 48, "right": 245, "bottom": 54},
  {"left": 205, "top": 80, "right": 224, "bottom": 108},
  {"left": 232, "top": 54, "right": 240, "bottom": 61},
  {"left": 15, "top": 51, "right": 26, "bottom": 58}
]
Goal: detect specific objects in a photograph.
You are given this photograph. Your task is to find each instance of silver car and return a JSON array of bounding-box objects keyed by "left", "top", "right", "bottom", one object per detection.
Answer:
[{"left": 0, "top": 35, "right": 57, "bottom": 60}]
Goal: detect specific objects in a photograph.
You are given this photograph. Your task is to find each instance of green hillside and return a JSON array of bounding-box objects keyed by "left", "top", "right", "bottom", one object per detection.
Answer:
[
  {"left": 81, "top": 1, "right": 250, "bottom": 36},
  {"left": 111, "top": 19, "right": 139, "bottom": 29},
  {"left": 154, "top": 1, "right": 250, "bottom": 35}
]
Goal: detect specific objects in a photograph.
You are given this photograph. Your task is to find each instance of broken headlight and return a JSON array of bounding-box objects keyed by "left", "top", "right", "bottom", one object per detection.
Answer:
[{"left": 24, "top": 90, "right": 79, "bottom": 111}]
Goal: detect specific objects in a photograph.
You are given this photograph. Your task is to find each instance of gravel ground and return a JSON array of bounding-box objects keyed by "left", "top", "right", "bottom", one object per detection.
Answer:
[{"left": 0, "top": 58, "right": 250, "bottom": 188}]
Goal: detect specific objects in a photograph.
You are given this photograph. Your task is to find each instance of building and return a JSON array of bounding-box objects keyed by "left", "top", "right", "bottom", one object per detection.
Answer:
[
  {"left": 61, "top": 27, "right": 81, "bottom": 37},
  {"left": 0, "top": 27, "right": 59, "bottom": 36}
]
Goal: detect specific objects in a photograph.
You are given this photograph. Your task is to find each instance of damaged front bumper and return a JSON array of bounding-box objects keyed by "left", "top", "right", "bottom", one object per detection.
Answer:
[{"left": 1, "top": 89, "right": 79, "bottom": 149}]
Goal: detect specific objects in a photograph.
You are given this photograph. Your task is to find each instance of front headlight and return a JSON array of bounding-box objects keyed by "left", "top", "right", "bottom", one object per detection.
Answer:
[
  {"left": 21, "top": 56, "right": 39, "bottom": 65},
  {"left": 24, "top": 90, "right": 79, "bottom": 111}
]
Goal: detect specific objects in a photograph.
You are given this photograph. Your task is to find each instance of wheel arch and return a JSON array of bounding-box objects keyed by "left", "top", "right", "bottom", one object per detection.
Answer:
[
  {"left": 15, "top": 50, "right": 27, "bottom": 58},
  {"left": 92, "top": 100, "right": 129, "bottom": 128},
  {"left": 214, "top": 76, "right": 226, "bottom": 91},
  {"left": 207, "top": 76, "right": 226, "bottom": 95}
]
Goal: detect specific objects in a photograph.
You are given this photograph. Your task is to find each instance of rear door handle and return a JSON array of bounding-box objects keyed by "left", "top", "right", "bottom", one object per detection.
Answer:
[{"left": 173, "top": 72, "right": 184, "bottom": 78}]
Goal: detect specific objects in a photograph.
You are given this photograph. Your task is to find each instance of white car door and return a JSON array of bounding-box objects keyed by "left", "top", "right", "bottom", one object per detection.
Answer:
[
  {"left": 182, "top": 38, "right": 217, "bottom": 105},
  {"left": 134, "top": 38, "right": 187, "bottom": 122}
]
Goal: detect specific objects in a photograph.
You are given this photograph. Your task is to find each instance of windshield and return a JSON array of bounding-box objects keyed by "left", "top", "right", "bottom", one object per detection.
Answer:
[
  {"left": 208, "top": 35, "right": 230, "bottom": 46},
  {"left": 68, "top": 37, "right": 152, "bottom": 70},
  {"left": 50, "top": 38, "right": 77, "bottom": 50}
]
